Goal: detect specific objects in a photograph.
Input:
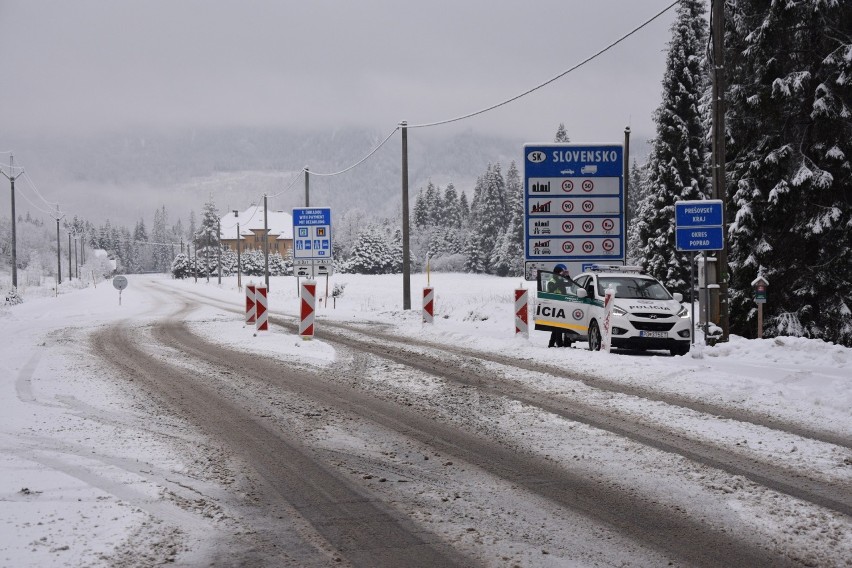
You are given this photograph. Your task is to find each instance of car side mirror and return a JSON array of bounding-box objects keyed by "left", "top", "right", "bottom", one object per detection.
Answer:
[
  {"left": 577, "top": 288, "right": 588, "bottom": 298},
  {"left": 673, "top": 292, "right": 683, "bottom": 302}
]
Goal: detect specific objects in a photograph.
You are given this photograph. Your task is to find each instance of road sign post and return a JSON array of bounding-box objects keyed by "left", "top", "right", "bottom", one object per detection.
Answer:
[
  {"left": 112, "top": 275, "right": 128, "bottom": 305},
  {"left": 676, "top": 200, "right": 724, "bottom": 342},
  {"left": 752, "top": 275, "right": 769, "bottom": 338},
  {"left": 524, "top": 144, "right": 624, "bottom": 279}
]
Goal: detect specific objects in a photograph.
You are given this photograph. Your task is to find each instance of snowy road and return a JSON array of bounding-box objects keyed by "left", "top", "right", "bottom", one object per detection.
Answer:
[
  {"left": 91, "top": 280, "right": 848, "bottom": 566},
  {"left": 3, "top": 275, "right": 850, "bottom": 567}
]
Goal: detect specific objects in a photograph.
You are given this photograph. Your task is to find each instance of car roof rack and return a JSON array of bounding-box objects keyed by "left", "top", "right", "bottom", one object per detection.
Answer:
[{"left": 588, "top": 264, "right": 644, "bottom": 273}]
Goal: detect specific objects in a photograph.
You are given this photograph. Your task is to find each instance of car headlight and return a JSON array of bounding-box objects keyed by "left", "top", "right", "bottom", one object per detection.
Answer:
[
  {"left": 677, "top": 305, "right": 689, "bottom": 318},
  {"left": 613, "top": 305, "right": 627, "bottom": 316}
]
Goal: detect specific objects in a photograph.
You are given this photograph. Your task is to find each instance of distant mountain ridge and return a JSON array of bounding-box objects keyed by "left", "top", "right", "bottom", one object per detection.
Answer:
[
  {"left": 10, "top": 127, "right": 519, "bottom": 224},
  {"left": 9, "top": 126, "right": 650, "bottom": 227}
]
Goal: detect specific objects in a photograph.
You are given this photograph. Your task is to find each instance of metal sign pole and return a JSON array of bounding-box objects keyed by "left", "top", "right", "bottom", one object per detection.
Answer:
[
  {"left": 690, "top": 252, "right": 696, "bottom": 345},
  {"left": 703, "top": 250, "right": 710, "bottom": 337}
]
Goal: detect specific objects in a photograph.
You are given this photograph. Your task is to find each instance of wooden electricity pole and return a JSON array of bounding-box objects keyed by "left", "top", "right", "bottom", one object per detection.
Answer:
[
  {"left": 400, "top": 121, "right": 411, "bottom": 310},
  {"left": 1, "top": 156, "right": 24, "bottom": 288},
  {"left": 711, "top": 0, "right": 730, "bottom": 341}
]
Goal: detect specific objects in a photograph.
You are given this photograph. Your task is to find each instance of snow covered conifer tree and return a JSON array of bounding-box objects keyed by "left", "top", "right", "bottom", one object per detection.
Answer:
[
  {"left": 195, "top": 198, "right": 220, "bottom": 277},
  {"left": 554, "top": 123, "right": 570, "bottom": 143},
  {"left": 626, "top": 160, "right": 649, "bottom": 264},
  {"left": 725, "top": 0, "right": 852, "bottom": 345},
  {"left": 413, "top": 189, "right": 429, "bottom": 228},
  {"left": 463, "top": 235, "right": 485, "bottom": 274},
  {"left": 636, "top": 0, "right": 709, "bottom": 296},
  {"left": 492, "top": 161, "right": 525, "bottom": 277},
  {"left": 469, "top": 164, "right": 508, "bottom": 273},
  {"left": 170, "top": 253, "right": 191, "bottom": 279},
  {"left": 346, "top": 225, "right": 394, "bottom": 274}
]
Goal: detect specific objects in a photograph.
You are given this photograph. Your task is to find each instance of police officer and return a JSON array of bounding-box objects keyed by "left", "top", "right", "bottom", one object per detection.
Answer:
[{"left": 547, "top": 264, "right": 570, "bottom": 347}]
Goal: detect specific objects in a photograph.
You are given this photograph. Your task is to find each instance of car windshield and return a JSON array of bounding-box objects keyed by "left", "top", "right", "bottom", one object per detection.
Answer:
[
  {"left": 538, "top": 271, "right": 581, "bottom": 296},
  {"left": 597, "top": 276, "right": 671, "bottom": 300}
]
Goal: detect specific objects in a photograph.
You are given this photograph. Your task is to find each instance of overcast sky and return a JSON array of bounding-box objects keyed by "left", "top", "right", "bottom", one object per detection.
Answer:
[{"left": 0, "top": 0, "right": 687, "bottom": 145}]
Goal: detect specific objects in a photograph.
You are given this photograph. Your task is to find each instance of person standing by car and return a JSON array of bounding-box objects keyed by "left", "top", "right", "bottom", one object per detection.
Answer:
[{"left": 547, "top": 264, "right": 570, "bottom": 347}]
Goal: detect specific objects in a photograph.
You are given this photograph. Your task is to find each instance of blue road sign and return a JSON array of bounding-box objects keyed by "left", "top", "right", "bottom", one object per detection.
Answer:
[
  {"left": 293, "top": 207, "right": 333, "bottom": 263},
  {"left": 675, "top": 200, "right": 724, "bottom": 251},
  {"left": 675, "top": 200, "right": 723, "bottom": 227},
  {"left": 676, "top": 227, "right": 724, "bottom": 251},
  {"left": 523, "top": 144, "right": 624, "bottom": 276}
]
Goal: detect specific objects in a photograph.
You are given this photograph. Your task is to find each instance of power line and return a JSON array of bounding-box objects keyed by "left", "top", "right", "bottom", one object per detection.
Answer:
[
  {"left": 306, "top": 126, "right": 399, "bottom": 177},
  {"left": 22, "top": 171, "right": 60, "bottom": 208},
  {"left": 408, "top": 1, "right": 680, "bottom": 129},
  {"left": 267, "top": 169, "right": 305, "bottom": 198},
  {"left": 285, "top": 3, "right": 677, "bottom": 179},
  {"left": 15, "top": 184, "right": 57, "bottom": 216}
]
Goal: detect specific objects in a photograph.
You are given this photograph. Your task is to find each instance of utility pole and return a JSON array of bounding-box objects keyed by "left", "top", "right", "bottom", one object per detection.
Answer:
[
  {"left": 74, "top": 237, "right": 79, "bottom": 279},
  {"left": 400, "top": 121, "right": 411, "bottom": 310},
  {"left": 623, "top": 126, "right": 631, "bottom": 253},
  {"left": 304, "top": 166, "right": 310, "bottom": 207},
  {"left": 233, "top": 210, "right": 241, "bottom": 290},
  {"left": 55, "top": 206, "right": 64, "bottom": 285},
  {"left": 1, "top": 155, "right": 24, "bottom": 288},
  {"left": 711, "top": 0, "right": 730, "bottom": 341},
  {"left": 217, "top": 217, "right": 222, "bottom": 285},
  {"left": 68, "top": 233, "right": 72, "bottom": 280},
  {"left": 263, "top": 194, "right": 270, "bottom": 290}
]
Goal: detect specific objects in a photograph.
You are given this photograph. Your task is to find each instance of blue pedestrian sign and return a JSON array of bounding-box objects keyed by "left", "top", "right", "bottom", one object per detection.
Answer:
[{"left": 675, "top": 200, "right": 724, "bottom": 251}]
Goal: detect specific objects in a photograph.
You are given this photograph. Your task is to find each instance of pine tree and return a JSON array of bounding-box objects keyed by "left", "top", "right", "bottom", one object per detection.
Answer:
[
  {"left": 346, "top": 225, "right": 395, "bottom": 274},
  {"left": 626, "top": 159, "right": 650, "bottom": 264},
  {"left": 469, "top": 163, "right": 508, "bottom": 273},
  {"left": 195, "top": 199, "right": 220, "bottom": 277},
  {"left": 152, "top": 205, "right": 173, "bottom": 273},
  {"left": 413, "top": 188, "right": 429, "bottom": 228},
  {"left": 636, "top": 0, "right": 709, "bottom": 296},
  {"left": 441, "top": 183, "right": 461, "bottom": 228},
  {"left": 459, "top": 192, "right": 470, "bottom": 222},
  {"left": 463, "top": 234, "right": 485, "bottom": 274},
  {"left": 171, "top": 253, "right": 192, "bottom": 279},
  {"left": 725, "top": 0, "right": 852, "bottom": 345},
  {"left": 554, "top": 123, "right": 570, "bottom": 143},
  {"left": 132, "top": 219, "right": 149, "bottom": 272},
  {"left": 492, "top": 162, "right": 525, "bottom": 276}
]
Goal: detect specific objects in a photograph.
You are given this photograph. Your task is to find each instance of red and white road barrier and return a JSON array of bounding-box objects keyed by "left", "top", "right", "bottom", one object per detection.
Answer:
[
  {"left": 601, "top": 286, "right": 615, "bottom": 353},
  {"left": 423, "top": 287, "right": 434, "bottom": 324},
  {"left": 300, "top": 280, "right": 317, "bottom": 339},
  {"left": 255, "top": 285, "right": 268, "bottom": 332},
  {"left": 245, "top": 284, "right": 256, "bottom": 325},
  {"left": 514, "top": 288, "right": 529, "bottom": 337}
]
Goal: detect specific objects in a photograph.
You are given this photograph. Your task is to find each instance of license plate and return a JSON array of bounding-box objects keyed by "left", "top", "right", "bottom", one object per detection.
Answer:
[{"left": 640, "top": 331, "right": 668, "bottom": 338}]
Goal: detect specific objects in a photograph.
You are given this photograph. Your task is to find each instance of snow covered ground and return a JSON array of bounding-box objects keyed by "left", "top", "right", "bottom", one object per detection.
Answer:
[{"left": 1, "top": 272, "right": 850, "bottom": 566}]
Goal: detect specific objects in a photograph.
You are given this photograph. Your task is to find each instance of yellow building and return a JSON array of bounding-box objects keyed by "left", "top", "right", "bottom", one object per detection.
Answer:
[{"left": 218, "top": 207, "right": 294, "bottom": 257}]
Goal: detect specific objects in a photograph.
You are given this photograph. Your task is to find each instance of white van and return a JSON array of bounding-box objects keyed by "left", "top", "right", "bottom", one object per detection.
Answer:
[{"left": 534, "top": 265, "right": 691, "bottom": 355}]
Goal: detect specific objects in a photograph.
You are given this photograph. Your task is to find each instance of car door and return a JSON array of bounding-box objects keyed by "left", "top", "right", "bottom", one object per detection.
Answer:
[{"left": 534, "top": 270, "right": 594, "bottom": 339}]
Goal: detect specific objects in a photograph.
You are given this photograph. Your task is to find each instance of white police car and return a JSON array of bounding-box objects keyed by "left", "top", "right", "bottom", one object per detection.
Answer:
[{"left": 534, "top": 265, "right": 691, "bottom": 355}]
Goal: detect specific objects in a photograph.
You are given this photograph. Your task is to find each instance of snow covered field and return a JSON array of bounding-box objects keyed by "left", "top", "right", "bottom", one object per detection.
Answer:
[{"left": 1, "top": 272, "right": 850, "bottom": 566}]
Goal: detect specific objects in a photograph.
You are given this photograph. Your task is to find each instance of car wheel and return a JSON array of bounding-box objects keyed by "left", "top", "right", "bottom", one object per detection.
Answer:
[
  {"left": 670, "top": 345, "right": 690, "bottom": 356},
  {"left": 588, "top": 320, "right": 601, "bottom": 351}
]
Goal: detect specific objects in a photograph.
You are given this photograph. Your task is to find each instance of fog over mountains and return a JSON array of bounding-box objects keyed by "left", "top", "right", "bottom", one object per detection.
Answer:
[{"left": 10, "top": 126, "right": 651, "bottom": 227}]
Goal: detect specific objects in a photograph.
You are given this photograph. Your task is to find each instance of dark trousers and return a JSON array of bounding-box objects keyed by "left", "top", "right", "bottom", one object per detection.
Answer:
[{"left": 549, "top": 331, "right": 563, "bottom": 347}]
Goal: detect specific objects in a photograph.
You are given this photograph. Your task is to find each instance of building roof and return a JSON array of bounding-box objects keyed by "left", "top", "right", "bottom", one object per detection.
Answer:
[{"left": 219, "top": 206, "right": 294, "bottom": 240}]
